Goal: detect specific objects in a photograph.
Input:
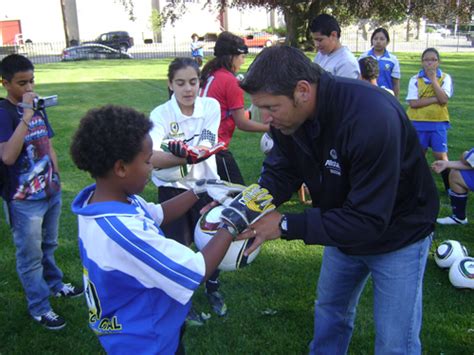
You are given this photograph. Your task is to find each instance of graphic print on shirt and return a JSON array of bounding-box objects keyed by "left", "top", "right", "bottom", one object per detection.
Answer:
[
  {"left": 83, "top": 267, "right": 123, "bottom": 333},
  {"left": 13, "top": 114, "right": 59, "bottom": 200}
]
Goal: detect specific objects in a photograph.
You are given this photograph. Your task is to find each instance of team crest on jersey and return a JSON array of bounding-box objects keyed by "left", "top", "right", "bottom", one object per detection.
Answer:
[
  {"left": 384, "top": 63, "right": 391, "bottom": 70},
  {"left": 325, "top": 149, "right": 341, "bottom": 176},
  {"left": 170, "top": 122, "right": 179, "bottom": 135}
]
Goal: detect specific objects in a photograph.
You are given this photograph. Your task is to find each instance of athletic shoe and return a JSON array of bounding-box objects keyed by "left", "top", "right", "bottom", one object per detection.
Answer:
[
  {"left": 32, "top": 310, "right": 66, "bottom": 330},
  {"left": 436, "top": 216, "right": 468, "bottom": 225},
  {"left": 55, "top": 283, "right": 84, "bottom": 298},
  {"left": 186, "top": 307, "right": 205, "bottom": 327},
  {"left": 206, "top": 290, "right": 227, "bottom": 316}
]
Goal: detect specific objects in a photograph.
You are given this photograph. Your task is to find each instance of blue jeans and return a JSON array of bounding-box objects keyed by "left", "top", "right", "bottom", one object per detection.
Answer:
[
  {"left": 8, "top": 192, "right": 64, "bottom": 317},
  {"left": 309, "top": 235, "right": 432, "bottom": 355}
]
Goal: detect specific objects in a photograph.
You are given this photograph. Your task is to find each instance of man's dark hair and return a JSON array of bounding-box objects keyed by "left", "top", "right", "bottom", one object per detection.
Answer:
[
  {"left": 0, "top": 54, "right": 34, "bottom": 81},
  {"left": 359, "top": 57, "right": 379, "bottom": 81},
  {"left": 309, "top": 14, "right": 341, "bottom": 38},
  {"left": 240, "top": 46, "right": 323, "bottom": 99},
  {"left": 70, "top": 105, "right": 152, "bottom": 178}
]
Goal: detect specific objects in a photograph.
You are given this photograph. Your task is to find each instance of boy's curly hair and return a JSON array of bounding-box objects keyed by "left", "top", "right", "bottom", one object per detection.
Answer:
[{"left": 70, "top": 105, "right": 152, "bottom": 178}]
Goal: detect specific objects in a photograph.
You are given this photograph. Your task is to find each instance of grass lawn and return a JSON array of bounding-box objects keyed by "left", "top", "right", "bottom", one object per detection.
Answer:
[{"left": 0, "top": 52, "right": 473, "bottom": 354}]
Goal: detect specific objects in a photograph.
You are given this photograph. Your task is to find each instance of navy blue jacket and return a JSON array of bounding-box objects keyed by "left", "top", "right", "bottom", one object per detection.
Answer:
[{"left": 259, "top": 73, "right": 439, "bottom": 255}]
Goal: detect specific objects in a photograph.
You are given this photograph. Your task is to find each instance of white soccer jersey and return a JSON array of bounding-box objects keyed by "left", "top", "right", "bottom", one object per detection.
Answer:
[
  {"left": 72, "top": 184, "right": 206, "bottom": 353},
  {"left": 149, "top": 95, "right": 221, "bottom": 188},
  {"left": 406, "top": 70, "right": 453, "bottom": 101}
]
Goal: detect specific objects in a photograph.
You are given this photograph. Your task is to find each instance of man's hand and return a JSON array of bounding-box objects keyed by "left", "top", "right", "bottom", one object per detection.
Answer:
[
  {"left": 237, "top": 210, "right": 282, "bottom": 255},
  {"left": 193, "top": 179, "right": 246, "bottom": 204},
  {"left": 220, "top": 184, "right": 275, "bottom": 237},
  {"left": 168, "top": 140, "right": 225, "bottom": 164}
]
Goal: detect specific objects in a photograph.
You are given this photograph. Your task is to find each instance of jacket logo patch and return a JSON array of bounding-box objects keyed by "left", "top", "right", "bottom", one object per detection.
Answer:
[{"left": 325, "top": 159, "right": 341, "bottom": 176}]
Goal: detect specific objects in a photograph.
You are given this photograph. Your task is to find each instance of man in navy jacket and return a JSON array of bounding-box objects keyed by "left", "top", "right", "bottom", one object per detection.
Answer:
[{"left": 239, "top": 46, "right": 438, "bottom": 354}]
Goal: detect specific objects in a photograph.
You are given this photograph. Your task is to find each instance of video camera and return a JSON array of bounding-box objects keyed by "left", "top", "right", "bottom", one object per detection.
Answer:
[{"left": 19, "top": 95, "right": 58, "bottom": 110}]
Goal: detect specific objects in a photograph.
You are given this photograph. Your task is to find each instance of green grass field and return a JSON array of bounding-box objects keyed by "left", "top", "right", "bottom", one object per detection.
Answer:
[{"left": 0, "top": 52, "right": 473, "bottom": 354}]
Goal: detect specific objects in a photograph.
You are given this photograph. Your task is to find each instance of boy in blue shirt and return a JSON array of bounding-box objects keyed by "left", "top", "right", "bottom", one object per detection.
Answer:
[
  {"left": 0, "top": 54, "right": 83, "bottom": 330},
  {"left": 70, "top": 104, "right": 274, "bottom": 354}
]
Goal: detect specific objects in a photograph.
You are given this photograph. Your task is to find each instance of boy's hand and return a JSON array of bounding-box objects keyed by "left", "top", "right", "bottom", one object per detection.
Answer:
[
  {"left": 193, "top": 179, "right": 245, "bottom": 204},
  {"left": 431, "top": 160, "right": 448, "bottom": 174},
  {"left": 220, "top": 184, "right": 276, "bottom": 235},
  {"left": 18, "top": 92, "right": 37, "bottom": 122}
]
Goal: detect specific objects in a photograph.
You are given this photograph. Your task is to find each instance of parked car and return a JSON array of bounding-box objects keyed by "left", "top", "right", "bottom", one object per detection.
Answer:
[
  {"left": 242, "top": 32, "right": 279, "bottom": 47},
  {"left": 61, "top": 44, "right": 133, "bottom": 61},
  {"left": 426, "top": 24, "right": 452, "bottom": 37},
  {"left": 87, "top": 31, "right": 134, "bottom": 52}
]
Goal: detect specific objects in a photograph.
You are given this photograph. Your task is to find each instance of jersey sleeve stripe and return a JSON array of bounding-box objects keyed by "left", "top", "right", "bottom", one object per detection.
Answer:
[{"left": 96, "top": 216, "right": 203, "bottom": 290}]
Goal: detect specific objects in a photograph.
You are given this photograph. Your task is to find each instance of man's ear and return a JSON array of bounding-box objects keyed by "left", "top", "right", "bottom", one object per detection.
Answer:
[
  {"left": 294, "top": 80, "right": 312, "bottom": 103},
  {"left": 113, "top": 159, "right": 128, "bottom": 178},
  {"left": 2, "top": 78, "right": 10, "bottom": 89}
]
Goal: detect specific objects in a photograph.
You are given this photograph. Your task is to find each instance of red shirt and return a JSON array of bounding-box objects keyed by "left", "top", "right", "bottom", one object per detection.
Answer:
[{"left": 200, "top": 68, "right": 244, "bottom": 147}]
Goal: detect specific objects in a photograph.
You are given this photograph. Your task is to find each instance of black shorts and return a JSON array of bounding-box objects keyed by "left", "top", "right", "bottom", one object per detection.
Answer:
[{"left": 215, "top": 150, "right": 245, "bottom": 185}]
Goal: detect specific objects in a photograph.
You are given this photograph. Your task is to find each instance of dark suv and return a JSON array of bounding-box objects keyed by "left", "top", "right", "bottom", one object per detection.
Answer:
[{"left": 93, "top": 31, "right": 134, "bottom": 52}]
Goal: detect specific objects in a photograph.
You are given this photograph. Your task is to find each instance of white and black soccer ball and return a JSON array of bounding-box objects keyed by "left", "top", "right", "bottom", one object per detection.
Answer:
[
  {"left": 448, "top": 256, "right": 474, "bottom": 289},
  {"left": 151, "top": 139, "right": 188, "bottom": 184},
  {"left": 434, "top": 240, "right": 468, "bottom": 269},
  {"left": 194, "top": 205, "right": 261, "bottom": 271},
  {"left": 260, "top": 132, "right": 274, "bottom": 155}
]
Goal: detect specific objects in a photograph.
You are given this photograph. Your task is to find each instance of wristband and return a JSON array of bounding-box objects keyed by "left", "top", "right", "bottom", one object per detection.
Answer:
[{"left": 218, "top": 221, "right": 238, "bottom": 240}]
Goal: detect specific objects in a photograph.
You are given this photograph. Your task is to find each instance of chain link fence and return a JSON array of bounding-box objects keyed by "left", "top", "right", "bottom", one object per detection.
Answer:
[{"left": 1, "top": 32, "right": 473, "bottom": 65}]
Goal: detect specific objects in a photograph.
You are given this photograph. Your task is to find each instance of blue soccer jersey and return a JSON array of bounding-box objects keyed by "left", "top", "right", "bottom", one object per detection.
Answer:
[
  {"left": 72, "top": 184, "right": 206, "bottom": 354},
  {"left": 360, "top": 49, "right": 401, "bottom": 90}
]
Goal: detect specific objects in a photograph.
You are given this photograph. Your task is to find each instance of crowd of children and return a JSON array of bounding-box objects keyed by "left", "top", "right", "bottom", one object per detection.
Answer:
[{"left": 0, "top": 12, "right": 468, "bottom": 354}]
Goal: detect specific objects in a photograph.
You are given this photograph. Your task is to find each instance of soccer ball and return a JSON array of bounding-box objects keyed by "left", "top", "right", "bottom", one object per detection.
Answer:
[
  {"left": 194, "top": 205, "right": 261, "bottom": 271},
  {"left": 151, "top": 139, "right": 188, "bottom": 184},
  {"left": 434, "top": 240, "right": 468, "bottom": 269},
  {"left": 448, "top": 257, "right": 474, "bottom": 289},
  {"left": 260, "top": 132, "right": 274, "bottom": 155}
]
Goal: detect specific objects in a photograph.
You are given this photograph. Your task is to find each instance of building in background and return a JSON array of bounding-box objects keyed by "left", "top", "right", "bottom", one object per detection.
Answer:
[{"left": 0, "top": 0, "right": 284, "bottom": 46}]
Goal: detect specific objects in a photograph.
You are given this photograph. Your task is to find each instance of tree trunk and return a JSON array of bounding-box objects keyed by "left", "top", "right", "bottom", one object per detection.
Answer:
[
  {"left": 60, "top": 0, "right": 69, "bottom": 45},
  {"left": 283, "top": 8, "right": 298, "bottom": 46}
]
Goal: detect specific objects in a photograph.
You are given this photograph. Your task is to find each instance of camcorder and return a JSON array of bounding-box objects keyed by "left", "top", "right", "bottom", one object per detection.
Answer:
[
  {"left": 18, "top": 95, "right": 59, "bottom": 110},
  {"left": 33, "top": 95, "right": 58, "bottom": 110}
]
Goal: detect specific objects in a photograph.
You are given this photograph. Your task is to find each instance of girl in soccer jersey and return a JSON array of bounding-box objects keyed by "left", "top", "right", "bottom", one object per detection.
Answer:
[
  {"left": 150, "top": 57, "right": 227, "bottom": 323},
  {"left": 359, "top": 28, "right": 401, "bottom": 97},
  {"left": 200, "top": 31, "right": 269, "bottom": 185},
  {"left": 406, "top": 48, "right": 454, "bottom": 191}
]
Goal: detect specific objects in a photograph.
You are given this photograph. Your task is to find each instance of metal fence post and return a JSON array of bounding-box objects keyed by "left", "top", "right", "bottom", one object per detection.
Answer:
[
  {"left": 356, "top": 29, "right": 358, "bottom": 53},
  {"left": 392, "top": 30, "right": 395, "bottom": 52},
  {"left": 173, "top": 35, "right": 177, "bottom": 57},
  {"left": 457, "top": 34, "right": 460, "bottom": 52}
]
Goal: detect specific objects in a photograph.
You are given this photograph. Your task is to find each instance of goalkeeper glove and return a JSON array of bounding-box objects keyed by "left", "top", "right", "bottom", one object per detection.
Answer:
[
  {"left": 193, "top": 179, "right": 245, "bottom": 204},
  {"left": 220, "top": 184, "right": 275, "bottom": 237},
  {"left": 168, "top": 140, "right": 225, "bottom": 164}
]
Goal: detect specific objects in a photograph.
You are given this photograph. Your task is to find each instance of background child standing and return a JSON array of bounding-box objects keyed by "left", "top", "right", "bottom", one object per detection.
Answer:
[
  {"left": 406, "top": 48, "right": 453, "bottom": 191},
  {"left": 0, "top": 54, "right": 82, "bottom": 330},
  {"left": 359, "top": 28, "right": 401, "bottom": 97}
]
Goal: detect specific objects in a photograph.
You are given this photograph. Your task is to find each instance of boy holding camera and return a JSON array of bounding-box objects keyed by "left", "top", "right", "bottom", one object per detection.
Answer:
[{"left": 0, "top": 54, "right": 83, "bottom": 330}]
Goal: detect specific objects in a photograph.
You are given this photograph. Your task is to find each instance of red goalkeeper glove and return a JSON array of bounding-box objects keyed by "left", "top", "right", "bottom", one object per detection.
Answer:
[{"left": 168, "top": 140, "right": 225, "bottom": 164}]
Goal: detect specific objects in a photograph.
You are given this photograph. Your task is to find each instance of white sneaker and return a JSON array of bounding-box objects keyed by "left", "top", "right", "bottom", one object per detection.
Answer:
[{"left": 436, "top": 216, "right": 468, "bottom": 225}]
